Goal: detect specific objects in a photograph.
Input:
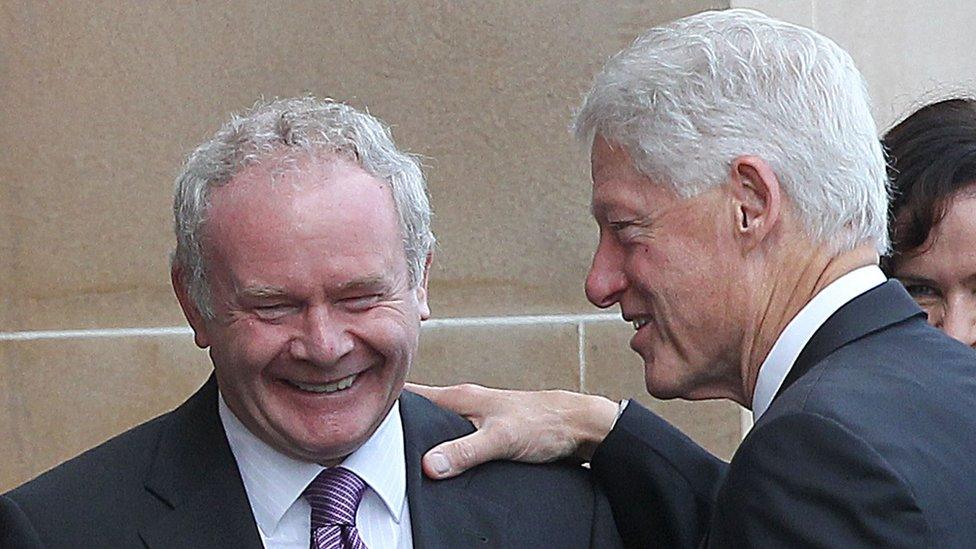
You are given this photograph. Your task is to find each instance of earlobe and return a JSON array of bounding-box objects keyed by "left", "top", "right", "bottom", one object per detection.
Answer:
[{"left": 171, "top": 265, "right": 211, "bottom": 349}]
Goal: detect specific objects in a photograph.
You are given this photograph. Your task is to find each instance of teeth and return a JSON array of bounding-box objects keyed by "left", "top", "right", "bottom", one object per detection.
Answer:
[
  {"left": 632, "top": 318, "right": 650, "bottom": 330},
  {"left": 290, "top": 373, "right": 358, "bottom": 394}
]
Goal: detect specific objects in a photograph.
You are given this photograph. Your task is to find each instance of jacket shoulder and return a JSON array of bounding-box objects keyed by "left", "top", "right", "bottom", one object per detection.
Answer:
[
  {"left": 3, "top": 409, "right": 173, "bottom": 547},
  {"left": 400, "top": 390, "right": 594, "bottom": 488},
  {"left": 7, "top": 412, "right": 169, "bottom": 502},
  {"left": 400, "top": 391, "right": 623, "bottom": 547},
  {"left": 762, "top": 320, "right": 976, "bottom": 546}
]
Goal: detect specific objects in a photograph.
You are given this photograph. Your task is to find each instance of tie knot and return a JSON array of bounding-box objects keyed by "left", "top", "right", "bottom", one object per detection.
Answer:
[{"left": 303, "top": 467, "right": 368, "bottom": 528}]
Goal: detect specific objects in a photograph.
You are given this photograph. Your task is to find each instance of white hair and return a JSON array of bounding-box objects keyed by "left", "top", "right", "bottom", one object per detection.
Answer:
[
  {"left": 574, "top": 9, "right": 889, "bottom": 254},
  {"left": 172, "top": 96, "right": 435, "bottom": 318}
]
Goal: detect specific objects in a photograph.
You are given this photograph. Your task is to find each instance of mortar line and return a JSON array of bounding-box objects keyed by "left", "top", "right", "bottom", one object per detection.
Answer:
[
  {"left": 0, "top": 312, "right": 624, "bottom": 341},
  {"left": 577, "top": 322, "right": 587, "bottom": 392},
  {"left": 0, "top": 327, "right": 194, "bottom": 341}
]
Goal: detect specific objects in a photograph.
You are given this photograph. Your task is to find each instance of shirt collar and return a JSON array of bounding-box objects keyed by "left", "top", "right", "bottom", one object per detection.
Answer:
[
  {"left": 218, "top": 393, "right": 406, "bottom": 536},
  {"left": 751, "top": 265, "right": 887, "bottom": 420}
]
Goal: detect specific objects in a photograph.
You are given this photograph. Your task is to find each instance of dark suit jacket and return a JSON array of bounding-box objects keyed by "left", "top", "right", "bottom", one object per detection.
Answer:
[
  {"left": 591, "top": 280, "right": 976, "bottom": 548},
  {"left": 1, "top": 378, "right": 622, "bottom": 548}
]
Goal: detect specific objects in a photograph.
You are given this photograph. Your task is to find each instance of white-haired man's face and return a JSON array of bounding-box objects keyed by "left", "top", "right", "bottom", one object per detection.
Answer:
[
  {"left": 585, "top": 136, "right": 748, "bottom": 401},
  {"left": 174, "top": 155, "right": 430, "bottom": 465}
]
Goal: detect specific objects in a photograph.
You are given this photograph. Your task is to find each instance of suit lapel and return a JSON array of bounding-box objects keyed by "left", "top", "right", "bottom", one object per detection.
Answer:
[
  {"left": 399, "top": 392, "right": 510, "bottom": 548},
  {"left": 774, "top": 280, "right": 924, "bottom": 401},
  {"left": 136, "top": 381, "right": 511, "bottom": 547},
  {"left": 139, "top": 375, "right": 264, "bottom": 549}
]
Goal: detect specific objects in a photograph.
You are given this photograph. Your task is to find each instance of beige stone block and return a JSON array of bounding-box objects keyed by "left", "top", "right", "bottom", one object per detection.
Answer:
[
  {"left": 808, "top": 1, "right": 976, "bottom": 130},
  {"left": 582, "top": 321, "right": 742, "bottom": 460},
  {"left": 730, "top": 1, "right": 814, "bottom": 26},
  {"left": 734, "top": 1, "right": 976, "bottom": 130},
  {"left": 0, "top": 343, "right": 21, "bottom": 490},
  {"left": 0, "top": 335, "right": 212, "bottom": 492},
  {"left": 412, "top": 322, "right": 580, "bottom": 391},
  {"left": 1, "top": 0, "right": 722, "bottom": 331}
]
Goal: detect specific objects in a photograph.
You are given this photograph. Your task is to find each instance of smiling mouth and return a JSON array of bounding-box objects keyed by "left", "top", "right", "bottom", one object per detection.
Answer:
[
  {"left": 286, "top": 373, "right": 359, "bottom": 394},
  {"left": 631, "top": 317, "right": 651, "bottom": 330}
]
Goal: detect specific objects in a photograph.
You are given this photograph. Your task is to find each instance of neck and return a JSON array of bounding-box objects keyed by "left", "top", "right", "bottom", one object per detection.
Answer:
[{"left": 738, "top": 240, "right": 879, "bottom": 407}]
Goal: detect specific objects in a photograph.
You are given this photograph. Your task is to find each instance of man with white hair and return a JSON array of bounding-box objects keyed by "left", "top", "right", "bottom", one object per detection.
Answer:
[
  {"left": 413, "top": 9, "right": 976, "bottom": 548},
  {"left": 0, "top": 97, "right": 622, "bottom": 548}
]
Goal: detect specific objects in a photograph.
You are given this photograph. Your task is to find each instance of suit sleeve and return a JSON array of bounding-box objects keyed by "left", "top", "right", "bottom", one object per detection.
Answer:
[
  {"left": 588, "top": 475, "right": 625, "bottom": 548},
  {"left": 590, "top": 402, "right": 728, "bottom": 548},
  {"left": 708, "top": 412, "right": 931, "bottom": 548},
  {"left": 0, "top": 495, "right": 45, "bottom": 549}
]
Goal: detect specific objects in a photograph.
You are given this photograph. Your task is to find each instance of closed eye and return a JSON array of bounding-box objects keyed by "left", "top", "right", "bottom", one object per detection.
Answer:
[
  {"left": 342, "top": 294, "right": 384, "bottom": 311},
  {"left": 607, "top": 217, "right": 652, "bottom": 241},
  {"left": 252, "top": 303, "right": 299, "bottom": 321},
  {"left": 608, "top": 219, "right": 637, "bottom": 231}
]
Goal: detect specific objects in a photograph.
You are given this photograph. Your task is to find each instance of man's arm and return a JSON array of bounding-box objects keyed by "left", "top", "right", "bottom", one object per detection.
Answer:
[
  {"left": 407, "top": 383, "right": 619, "bottom": 478},
  {"left": 591, "top": 401, "right": 727, "bottom": 548},
  {"left": 410, "top": 383, "right": 727, "bottom": 548},
  {"left": 588, "top": 472, "right": 626, "bottom": 549}
]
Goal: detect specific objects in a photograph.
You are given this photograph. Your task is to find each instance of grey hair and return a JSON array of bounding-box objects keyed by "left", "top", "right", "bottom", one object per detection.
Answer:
[
  {"left": 574, "top": 9, "right": 889, "bottom": 254},
  {"left": 172, "top": 96, "right": 435, "bottom": 318}
]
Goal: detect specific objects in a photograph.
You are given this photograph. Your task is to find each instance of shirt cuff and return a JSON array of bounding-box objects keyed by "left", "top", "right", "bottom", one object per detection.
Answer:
[{"left": 610, "top": 399, "right": 629, "bottom": 430}]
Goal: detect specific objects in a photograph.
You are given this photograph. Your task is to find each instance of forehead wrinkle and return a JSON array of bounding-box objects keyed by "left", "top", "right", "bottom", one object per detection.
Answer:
[{"left": 592, "top": 177, "right": 653, "bottom": 217}]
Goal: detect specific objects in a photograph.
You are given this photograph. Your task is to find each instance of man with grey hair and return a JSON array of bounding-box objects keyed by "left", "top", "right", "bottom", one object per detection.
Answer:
[
  {"left": 0, "top": 97, "right": 622, "bottom": 548},
  {"left": 413, "top": 9, "right": 976, "bottom": 548}
]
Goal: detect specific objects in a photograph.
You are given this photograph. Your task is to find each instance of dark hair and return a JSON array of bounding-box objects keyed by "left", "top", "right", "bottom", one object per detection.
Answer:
[{"left": 882, "top": 98, "right": 976, "bottom": 273}]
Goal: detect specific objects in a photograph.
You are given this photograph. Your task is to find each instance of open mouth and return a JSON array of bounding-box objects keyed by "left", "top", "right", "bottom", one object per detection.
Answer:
[
  {"left": 631, "top": 317, "right": 651, "bottom": 330},
  {"left": 286, "top": 372, "right": 359, "bottom": 394}
]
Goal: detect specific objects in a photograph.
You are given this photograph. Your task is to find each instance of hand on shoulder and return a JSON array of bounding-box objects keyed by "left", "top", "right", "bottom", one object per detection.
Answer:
[{"left": 406, "top": 383, "right": 619, "bottom": 479}]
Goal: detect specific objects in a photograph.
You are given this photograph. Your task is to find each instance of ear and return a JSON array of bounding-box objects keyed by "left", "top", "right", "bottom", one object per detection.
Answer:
[
  {"left": 415, "top": 252, "right": 433, "bottom": 321},
  {"left": 171, "top": 264, "right": 212, "bottom": 349},
  {"left": 728, "top": 155, "right": 781, "bottom": 250}
]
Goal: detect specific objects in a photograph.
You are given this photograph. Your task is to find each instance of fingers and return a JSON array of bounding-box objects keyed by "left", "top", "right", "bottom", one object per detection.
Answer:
[
  {"left": 402, "top": 382, "right": 443, "bottom": 401},
  {"left": 422, "top": 429, "right": 508, "bottom": 479},
  {"left": 404, "top": 382, "right": 491, "bottom": 417}
]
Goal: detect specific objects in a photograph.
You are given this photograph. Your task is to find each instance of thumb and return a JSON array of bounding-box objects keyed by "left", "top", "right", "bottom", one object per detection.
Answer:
[{"left": 422, "top": 429, "right": 505, "bottom": 480}]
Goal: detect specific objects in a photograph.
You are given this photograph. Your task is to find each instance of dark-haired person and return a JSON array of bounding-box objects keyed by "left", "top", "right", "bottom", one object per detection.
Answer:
[{"left": 883, "top": 98, "right": 976, "bottom": 347}]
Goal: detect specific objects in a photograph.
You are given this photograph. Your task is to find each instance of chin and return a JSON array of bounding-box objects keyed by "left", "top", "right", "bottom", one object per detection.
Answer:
[
  {"left": 642, "top": 360, "right": 684, "bottom": 400},
  {"left": 644, "top": 383, "right": 684, "bottom": 400},
  {"left": 643, "top": 372, "right": 683, "bottom": 399},
  {"left": 305, "top": 444, "right": 362, "bottom": 466}
]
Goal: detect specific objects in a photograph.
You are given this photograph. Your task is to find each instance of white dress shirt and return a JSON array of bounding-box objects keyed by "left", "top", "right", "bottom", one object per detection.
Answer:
[
  {"left": 219, "top": 394, "right": 413, "bottom": 549},
  {"left": 751, "top": 265, "right": 887, "bottom": 420}
]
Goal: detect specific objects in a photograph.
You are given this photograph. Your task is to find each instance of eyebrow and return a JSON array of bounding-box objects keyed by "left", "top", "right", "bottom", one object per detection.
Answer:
[
  {"left": 893, "top": 274, "right": 936, "bottom": 286},
  {"left": 338, "top": 275, "right": 387, "bottom": 292},
  {"left": 237, "top": 285, "right": 289, "bottom": 299},
  {"left": 590, "top": 194, "right": 621, "bottom": 217}
]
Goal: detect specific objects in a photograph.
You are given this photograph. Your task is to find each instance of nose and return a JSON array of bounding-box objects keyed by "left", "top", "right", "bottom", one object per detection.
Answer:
[
  {"left": 585, "top": 232, "right": 628, "bottom": 308},
  {"left": 290, "top": 305, "right": 354, "bottom": 364},
  {"left": 940, "top": 298, "right": 976, "bottom": 347}
]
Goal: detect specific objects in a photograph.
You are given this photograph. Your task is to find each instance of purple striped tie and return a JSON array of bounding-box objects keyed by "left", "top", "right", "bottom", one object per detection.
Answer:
[{"left": 303, "top": 467, "right": 369, "bottom": 549}]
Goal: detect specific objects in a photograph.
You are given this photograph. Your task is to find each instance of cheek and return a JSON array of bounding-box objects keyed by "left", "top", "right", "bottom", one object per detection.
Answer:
[
  {"left": 622, "top": 244, "right": 660, "bottom": 283},
  {"left": 215, "top": 322, "right": 294, "bottom": 367},
  {"left": 348, "top": 309, "right": 420, "bottom": 356}
]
